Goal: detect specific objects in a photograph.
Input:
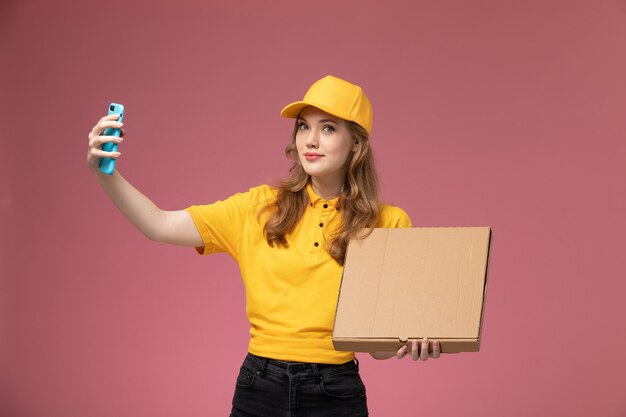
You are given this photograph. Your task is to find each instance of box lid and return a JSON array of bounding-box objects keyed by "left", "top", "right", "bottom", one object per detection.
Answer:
[{"left": 333, "top": 227, "right": 491, "bottom": 342}]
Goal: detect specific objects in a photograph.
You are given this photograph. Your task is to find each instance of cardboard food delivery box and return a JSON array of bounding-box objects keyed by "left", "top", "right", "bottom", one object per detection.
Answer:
[{"left": 332, "top": 227, "right": 492, "bottom": 354}]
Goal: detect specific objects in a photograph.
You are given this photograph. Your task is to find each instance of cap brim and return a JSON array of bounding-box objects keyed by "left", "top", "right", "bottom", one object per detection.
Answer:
[
  {"left": 280, "top": 100, "right": 351, "bottom": 122},
  {"left": 280, "top": 101, "right": 310, "bottom": 118}
]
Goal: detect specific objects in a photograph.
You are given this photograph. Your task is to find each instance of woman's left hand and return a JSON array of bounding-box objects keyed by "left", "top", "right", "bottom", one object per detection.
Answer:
[
  {"left": 396, "top": 337, "right": 440, "bottom": 361},
  {"left": 369, "top": 337, "right": 441, "bottom": 361}
]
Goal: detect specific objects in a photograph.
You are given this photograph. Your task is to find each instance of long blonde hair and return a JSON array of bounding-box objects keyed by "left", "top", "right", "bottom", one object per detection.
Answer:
[{"left": 261, "top": 120, "right": 380, "bottom": 265}]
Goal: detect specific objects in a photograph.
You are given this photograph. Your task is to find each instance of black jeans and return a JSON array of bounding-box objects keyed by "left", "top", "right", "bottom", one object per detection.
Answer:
[{"left": 229, "top": 353, "right": 368, "bottom": 417}]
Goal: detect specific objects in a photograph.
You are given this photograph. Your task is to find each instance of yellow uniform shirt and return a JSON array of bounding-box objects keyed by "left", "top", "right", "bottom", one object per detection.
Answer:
[{"left": 185, "top": 183, "right": 412, "bottom": 364}]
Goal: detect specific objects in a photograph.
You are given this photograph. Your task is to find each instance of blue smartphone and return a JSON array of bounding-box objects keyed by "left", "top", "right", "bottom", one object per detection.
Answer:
[{"left": 99, "top": 103, "right": 125, "bottom": 175}]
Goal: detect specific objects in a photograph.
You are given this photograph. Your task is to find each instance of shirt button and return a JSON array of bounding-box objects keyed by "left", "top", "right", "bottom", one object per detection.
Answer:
[
  {"left": 323, "top": 204, "right": 328, "bottom": 209},
  {"left": 319, "top": 223, "right": 324, "bottom": 228},
  {"left": 310, "top": 203, "right": 313, "bottom": 207},
  {"left": 314, "top": 242, "right": 319, "bottom": 247}
]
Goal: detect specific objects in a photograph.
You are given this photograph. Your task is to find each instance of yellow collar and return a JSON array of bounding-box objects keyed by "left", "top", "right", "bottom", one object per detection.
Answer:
[{"left": 305, "top": 183, "right": 340, "bottom": 209}]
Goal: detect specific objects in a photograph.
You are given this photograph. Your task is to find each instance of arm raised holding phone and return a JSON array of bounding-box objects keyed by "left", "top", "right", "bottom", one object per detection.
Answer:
[{"left": 87, "top": 112, "right": 202, "bottom": 248}]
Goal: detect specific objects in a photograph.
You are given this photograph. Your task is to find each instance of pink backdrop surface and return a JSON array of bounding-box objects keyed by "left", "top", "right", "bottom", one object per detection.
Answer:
[{"left": 2, "top": 0, "right": 625, "bottom": 416}]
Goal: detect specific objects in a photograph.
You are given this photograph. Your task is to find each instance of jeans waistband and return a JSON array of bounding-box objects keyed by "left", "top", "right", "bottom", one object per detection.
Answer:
[{"left": 244, "top": 352, "right": 359, "bottom": 378}]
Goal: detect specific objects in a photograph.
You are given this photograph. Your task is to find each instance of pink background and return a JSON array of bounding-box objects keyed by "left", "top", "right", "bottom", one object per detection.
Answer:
[{"left": 2, "top": 0, "right": 625, "bottom": 416}]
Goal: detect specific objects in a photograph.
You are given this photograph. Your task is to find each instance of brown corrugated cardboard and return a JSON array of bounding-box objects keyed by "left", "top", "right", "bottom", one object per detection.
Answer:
[{"left": 332, "top": 227, "right": 492, "bottom": 354}]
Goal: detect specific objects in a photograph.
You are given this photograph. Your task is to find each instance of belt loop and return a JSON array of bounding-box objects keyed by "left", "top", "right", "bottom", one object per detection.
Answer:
[
  {"left": 257, "top": 356, "right": 269, "bottom": 377},
  {"left": 311, "top": 363, "right": 320, "bottom": 379}
]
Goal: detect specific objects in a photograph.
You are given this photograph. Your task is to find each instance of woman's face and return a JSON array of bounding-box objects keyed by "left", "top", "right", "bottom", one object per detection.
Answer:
[{"left": 295, "top": 106, "right": 356, "bottom": 183}]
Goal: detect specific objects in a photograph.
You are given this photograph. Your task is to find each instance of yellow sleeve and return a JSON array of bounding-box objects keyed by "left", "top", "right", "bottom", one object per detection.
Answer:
[
  {"left": 185, "top": 185, "right": 273, "bottom": 259},
  {"left": 376, "top": 204, "right": 413, "bottom": 228}
]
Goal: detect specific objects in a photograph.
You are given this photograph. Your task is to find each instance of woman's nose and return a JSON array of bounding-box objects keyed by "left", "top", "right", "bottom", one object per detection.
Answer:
[{"left": 305, "top": 129, "right": 319, "bottom": 148}]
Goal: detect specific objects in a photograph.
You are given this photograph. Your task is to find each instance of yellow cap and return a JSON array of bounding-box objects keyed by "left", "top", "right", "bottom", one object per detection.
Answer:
[{"left": 280, "top": 75, "right": 373, "bottom": 135}]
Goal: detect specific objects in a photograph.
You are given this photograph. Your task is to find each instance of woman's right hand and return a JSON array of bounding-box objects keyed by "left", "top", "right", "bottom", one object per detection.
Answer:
[{"left": 87, "top": 114, "right": 125, "bottom": 172}]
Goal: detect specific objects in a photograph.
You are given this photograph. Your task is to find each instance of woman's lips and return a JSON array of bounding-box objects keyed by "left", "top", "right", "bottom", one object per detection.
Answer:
[{"left": 304, "top": 153, "right": 323, "bottom": 161}]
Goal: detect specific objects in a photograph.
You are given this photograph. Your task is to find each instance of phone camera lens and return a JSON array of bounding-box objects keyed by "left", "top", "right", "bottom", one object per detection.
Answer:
[{"left": 110, "top": 105, "right": 115, "bottom": 111}]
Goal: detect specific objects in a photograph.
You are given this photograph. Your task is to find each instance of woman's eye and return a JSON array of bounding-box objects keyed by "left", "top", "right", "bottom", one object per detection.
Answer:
[
  {"left": 323, "top": 125, "right": 335, "bottom": 133},
  {"left": 298, "top": 122, "right": 308, "bottom": 130}
]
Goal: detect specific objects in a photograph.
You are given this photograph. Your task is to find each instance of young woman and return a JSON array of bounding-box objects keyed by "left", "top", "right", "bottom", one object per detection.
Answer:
[{"left": 87, "top": 75, "right": 441, "bottom": 416}]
